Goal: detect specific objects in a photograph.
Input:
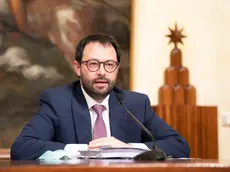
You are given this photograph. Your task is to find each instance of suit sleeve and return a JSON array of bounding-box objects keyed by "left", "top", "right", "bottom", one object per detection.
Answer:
[
  {"left": 10, "top": 91, "right": 66, "bottom": 160},
  {"left": 142, "top": 96, "right": 190, "bottom": 158}
]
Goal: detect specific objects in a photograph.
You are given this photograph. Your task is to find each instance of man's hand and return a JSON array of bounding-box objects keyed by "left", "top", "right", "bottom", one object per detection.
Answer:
[{"left": 88, "top": 137, "right": 132, "bottom": 149}]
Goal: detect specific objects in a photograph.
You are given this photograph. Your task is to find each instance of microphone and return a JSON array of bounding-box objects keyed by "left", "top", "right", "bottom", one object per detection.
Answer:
[{"left": 115, "top": 91, "right": 167, "bottom": 161}]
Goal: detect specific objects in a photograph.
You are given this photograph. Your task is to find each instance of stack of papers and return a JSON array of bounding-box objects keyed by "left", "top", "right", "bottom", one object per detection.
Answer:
[{"left": 78, "top": 147, "right": 148, "bottom": 159}]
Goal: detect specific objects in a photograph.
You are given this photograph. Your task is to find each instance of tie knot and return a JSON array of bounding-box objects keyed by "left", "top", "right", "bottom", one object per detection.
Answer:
[{"left": 92, "top": 104, "right": 105, "bottom": 116}]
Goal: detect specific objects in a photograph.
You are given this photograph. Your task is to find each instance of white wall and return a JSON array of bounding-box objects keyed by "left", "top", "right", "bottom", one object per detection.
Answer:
[{"left": 131, "top": 0, "right": 230, "bottom": 159}]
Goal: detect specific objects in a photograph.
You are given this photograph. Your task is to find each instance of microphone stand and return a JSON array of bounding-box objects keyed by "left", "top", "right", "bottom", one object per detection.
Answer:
[{"left": 116, "top": 93, "right": 167, "bottom": 161}]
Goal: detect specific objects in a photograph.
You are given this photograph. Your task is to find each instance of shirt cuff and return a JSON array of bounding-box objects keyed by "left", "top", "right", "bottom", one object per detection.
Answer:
[
  {"left": 129, "top": 143, "right": 150, "bottom": 150},
  {"left": 64, "top": 144, "right": 88, "bottom": 153}
]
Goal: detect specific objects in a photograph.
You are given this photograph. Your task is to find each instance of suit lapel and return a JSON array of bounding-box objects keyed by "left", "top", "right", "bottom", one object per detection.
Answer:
[
  {"left": 71, "top": 82, "right": 92, "bottom": 144},
  {"left": 109, "top": 91, "right": 128, "bottom": 143}
]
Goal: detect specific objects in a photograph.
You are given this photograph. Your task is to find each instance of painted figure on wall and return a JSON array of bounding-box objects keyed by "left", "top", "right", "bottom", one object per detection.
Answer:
[{"left": 0, "top": 0, "right": 130, "bottom": 147}]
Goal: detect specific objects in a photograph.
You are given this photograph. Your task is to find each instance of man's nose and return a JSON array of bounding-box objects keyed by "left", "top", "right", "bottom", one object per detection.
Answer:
[{"left": 97, "top": 63, "right": 106, "bottom": 75}]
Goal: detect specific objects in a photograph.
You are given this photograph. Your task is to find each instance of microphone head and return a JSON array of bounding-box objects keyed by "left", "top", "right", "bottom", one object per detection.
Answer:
[
  {"left": 134, "top": 148, "right": 167, "bottom": 161},
  {"left": 116, "top": 93, "right": 123, "bottom": 102},
  {"left": 114, "top": 87, "right": 124, "bottom": 103}
]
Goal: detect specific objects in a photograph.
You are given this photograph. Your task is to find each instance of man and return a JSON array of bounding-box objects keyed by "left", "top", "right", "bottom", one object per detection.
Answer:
[{"left": 10, "top": 33, "right": 190, "bottom": 160}]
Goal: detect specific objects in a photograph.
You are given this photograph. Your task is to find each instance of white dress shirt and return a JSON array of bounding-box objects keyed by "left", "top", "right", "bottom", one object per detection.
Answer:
[{"left": 64, "top": 86, "right": 149, "bottom": 152}]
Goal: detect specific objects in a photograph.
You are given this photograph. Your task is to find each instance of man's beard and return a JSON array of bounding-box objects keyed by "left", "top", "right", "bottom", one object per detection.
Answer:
[{"left": 80, "top": 74, "right": 116, "bottom": 101}]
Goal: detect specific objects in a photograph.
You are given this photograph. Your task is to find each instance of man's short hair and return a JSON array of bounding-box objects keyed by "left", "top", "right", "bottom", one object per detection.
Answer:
[{"left": 75, "top": 33, "right": 121, "bottom": 63}]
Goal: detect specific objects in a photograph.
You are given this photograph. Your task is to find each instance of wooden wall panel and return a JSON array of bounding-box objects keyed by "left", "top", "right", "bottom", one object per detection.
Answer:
[{"left": 153, "top": 105, "right": 218, "bottom": 159}]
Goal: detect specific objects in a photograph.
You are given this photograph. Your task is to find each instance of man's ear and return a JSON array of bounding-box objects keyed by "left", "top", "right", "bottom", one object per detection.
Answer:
[{"left": 73, "top": 60, "right": 81, "bottom": 76}]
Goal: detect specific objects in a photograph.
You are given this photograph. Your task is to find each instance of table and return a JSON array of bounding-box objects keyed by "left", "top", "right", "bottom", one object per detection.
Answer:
[{"left": 1, "top": 159, "right": 230, "bottom": 172}]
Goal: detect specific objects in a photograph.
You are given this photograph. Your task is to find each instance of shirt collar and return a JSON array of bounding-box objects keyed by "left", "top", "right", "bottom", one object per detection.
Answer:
[{"left": 81, "top": 85, "right": 110, "bottom": 110}]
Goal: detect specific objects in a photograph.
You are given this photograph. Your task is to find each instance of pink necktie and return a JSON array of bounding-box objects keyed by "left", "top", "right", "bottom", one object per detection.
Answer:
[{"left": 92, "top": 104, "right": 107, "bottom": 140}]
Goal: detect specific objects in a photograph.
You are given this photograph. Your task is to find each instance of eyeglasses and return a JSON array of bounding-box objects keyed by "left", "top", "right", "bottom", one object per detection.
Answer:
[{"left": 81, "top": 59, "right": 119, "bottom": 73}]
